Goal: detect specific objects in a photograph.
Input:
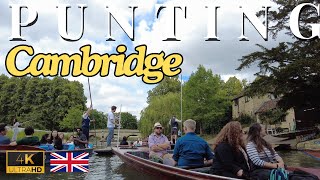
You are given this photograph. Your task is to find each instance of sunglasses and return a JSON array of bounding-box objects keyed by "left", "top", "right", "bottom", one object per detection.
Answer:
[{"left": 155, "top": 127, "right": 162, "bottom": 130}]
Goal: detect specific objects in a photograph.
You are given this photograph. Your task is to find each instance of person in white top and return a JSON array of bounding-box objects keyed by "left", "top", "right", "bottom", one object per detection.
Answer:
[
  {"left": 12, "top": 119, "right": 21, "bottom": 142},
  {"left": 106, "top": 106, "right": 119, "bottom": 147}
]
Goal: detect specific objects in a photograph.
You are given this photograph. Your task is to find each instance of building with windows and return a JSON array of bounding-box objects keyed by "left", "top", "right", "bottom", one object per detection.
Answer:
[{"left": 232, "top": 92, "right": 296, "bottom": 133}]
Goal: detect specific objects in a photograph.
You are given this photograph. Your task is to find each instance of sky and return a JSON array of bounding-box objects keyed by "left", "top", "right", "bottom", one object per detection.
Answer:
[{"left": 0, "top": 0, "right": 291, "bottom": 119}]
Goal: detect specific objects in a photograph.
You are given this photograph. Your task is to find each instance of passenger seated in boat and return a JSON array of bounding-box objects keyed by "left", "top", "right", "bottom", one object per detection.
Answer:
[
  {"left": 148, "top": 122, "right": 170, "bottom": 162},
  {"left": 210, "top": 121, "right": 250, "bottom": 179},
  {"left": 40, "top": 133, "right": 50, "bottom": 144},
  {"left": 0, "top": 123, "right": 10, "bottom": 145},
  {"left": 66, "top": 135, "right": 74, "bottom": 144},
  {"left": 10, "top": 126, "right": 40, "bottom": 146},
  {"left": 50, "top": 130, "right": 63, "bottom": 150},
  {"left": 59, "top": 132, "right": 66, "bottom": 144},
  {"left": 172, "top": 119, "right": 213, "bottom": 168},
  {"left": 74, "top": 128, "right": 88, "bottom": 149},
  {"left": 246, "top": 123, "right": 285, "bottom": 180},
  {"left": 120, "top": 136, "right": 128, "bottom": 145}
]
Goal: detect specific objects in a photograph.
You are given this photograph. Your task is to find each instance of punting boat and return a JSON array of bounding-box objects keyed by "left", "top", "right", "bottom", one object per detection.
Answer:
[
  {"left": 94, "top": 145, "right": 141, "bottom": 155},
  {"left": 112, "top": 147, "right": 320, "bottom": 180},
  {"left": 301, "top": 150, "right": 320, "bottom": 161},
  {"left": 112, "top": 147, "right": 240, "bottom": 180}
]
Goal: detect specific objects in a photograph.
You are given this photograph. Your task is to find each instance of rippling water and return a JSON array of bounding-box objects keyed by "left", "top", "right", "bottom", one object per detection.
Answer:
[{"left": 2, "top": 151, "right": 320, "bottom": 180}]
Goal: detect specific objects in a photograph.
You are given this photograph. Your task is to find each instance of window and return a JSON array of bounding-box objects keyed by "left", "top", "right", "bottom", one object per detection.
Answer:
[
  {"left": 245, "top": 96, "right": 249, "bottom": 103},
  {"left": 234, "top": 99, "right": 239, "bottom": 106}
]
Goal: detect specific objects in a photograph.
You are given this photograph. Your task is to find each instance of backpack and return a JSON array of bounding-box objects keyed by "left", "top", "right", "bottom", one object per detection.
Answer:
[{"left": 270, "top": 168, "right": 289, "bottom": 180}]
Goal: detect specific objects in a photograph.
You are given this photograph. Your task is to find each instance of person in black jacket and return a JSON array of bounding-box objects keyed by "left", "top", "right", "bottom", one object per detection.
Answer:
[{"left": 210, "top": 121, "right": 250, "bottom": 179}]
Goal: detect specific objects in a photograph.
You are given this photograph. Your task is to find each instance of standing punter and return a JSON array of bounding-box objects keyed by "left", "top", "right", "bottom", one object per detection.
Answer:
[
  {"left": 82, "top": 106, "right": 95, "bottom": 141},
  {"left": 107, "top": 106, "right": 119, "bottom": 147}
]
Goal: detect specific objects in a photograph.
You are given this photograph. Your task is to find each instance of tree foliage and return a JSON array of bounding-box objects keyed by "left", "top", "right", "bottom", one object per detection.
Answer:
[
  {"left": 139, "top": 65, "right": 244, "bottom": 136},
  {"left": 237, "top": 0, "right": 320, "bottom": 110},
  {"left": 60, "top": 106, "right": 83, "bottom": 131},
  {"left": 147, "top": 76, "right": 181, "bottom": 103},
  {"left": 259, "top": 108, "right": 288, "bottom": 126},
  {"left": 0, "top": 75, "right": 86, "bottom": 130},
  {"left": 121, "top": 112, "right": 138, "bottom": 129},
  {"left": 139, "top": 92, "right": 181, "bottom": 137}
]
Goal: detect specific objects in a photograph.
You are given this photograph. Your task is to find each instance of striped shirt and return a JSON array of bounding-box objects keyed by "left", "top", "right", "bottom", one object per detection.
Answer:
[{"left": 246, "top": 141, "right": 279, "bottom": 167}]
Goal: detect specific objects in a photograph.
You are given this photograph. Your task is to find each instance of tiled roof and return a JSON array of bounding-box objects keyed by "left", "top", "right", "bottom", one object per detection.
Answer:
[{"left": 255, "top": 99, "right": 280, "bottom": 114}]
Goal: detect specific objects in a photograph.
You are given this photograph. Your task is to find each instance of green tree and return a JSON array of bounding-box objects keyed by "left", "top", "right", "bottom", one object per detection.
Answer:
[
  {"left": 90, "top": 109, "right": 108, "bottom": 130},
  {"left": 147, "top": 76, "right": 181, "bottom": 103},
  {"left": 139, "top": 92, "right": 181, "bottom": 137},
  {"left": 183, "top": 65, "right": 228, "bottom": 134},
  {"left": 0, "top": 75, "right": 87, "bottom": 130},
  {"left": 224, "top": 76, "right": 243, "bottom": 100},
  {"left": 121, "top": 112, "right": 138, "bottom": 129},
  {"left": 237, "top": 0, "right": 320, "bottom": 110},
  {"left": 60, "top": 106, "right": 83, "bottom": 131},
  {"left": 259, "top": 108, "right": 288, "bottom": 129}
]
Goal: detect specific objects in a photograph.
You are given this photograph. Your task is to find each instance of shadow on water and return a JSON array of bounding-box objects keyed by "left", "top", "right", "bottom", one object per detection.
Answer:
[{"left": 2, "top": 151, "right": 319, "bottom": 180}]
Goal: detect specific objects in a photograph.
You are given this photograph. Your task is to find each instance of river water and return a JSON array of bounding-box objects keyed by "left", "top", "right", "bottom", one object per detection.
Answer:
[{"left": 2, "top": 151, "right": 320, "bottom": 180}]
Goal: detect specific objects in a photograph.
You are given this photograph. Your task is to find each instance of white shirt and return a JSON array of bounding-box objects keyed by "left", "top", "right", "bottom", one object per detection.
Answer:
[{"left": 107, "top": 111, "right": 115, "bottom": 128}]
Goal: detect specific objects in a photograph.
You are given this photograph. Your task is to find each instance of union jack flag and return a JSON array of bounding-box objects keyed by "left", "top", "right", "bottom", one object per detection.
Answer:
[{"left": 50, "top": 152, "right": 89, "bottom": 172}]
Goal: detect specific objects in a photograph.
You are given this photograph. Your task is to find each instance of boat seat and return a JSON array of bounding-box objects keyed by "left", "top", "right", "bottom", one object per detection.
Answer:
[{"left": 190, "top": 166, "right": 211, "bottom": 174}]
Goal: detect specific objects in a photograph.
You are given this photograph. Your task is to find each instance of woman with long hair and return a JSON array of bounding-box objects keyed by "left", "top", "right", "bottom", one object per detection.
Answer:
[
  {"left": 40, "top": 133, "right": 49, "bottom": 144},
  {"left": 210, "top": 121, "right": 250, "bottom": 179},
  {"left": 246, "top": 123, "right": 285, "bottom": 179}
]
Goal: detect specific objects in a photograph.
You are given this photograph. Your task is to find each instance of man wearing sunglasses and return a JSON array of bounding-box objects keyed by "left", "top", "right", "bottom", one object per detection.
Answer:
[{"left": 148, "top": 122, "right": 170, "bottom": 163}]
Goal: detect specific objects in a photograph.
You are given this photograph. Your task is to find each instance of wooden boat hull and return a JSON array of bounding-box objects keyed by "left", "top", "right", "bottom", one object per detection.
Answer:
[
  {"left": 112, "top": 147, "right": 240, "bottom": 180},
  {"left": 113, "top": 147, "right": 320, "bottom": 179}
]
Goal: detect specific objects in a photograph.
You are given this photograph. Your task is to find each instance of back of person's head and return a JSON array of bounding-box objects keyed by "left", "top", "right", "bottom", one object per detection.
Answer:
[
  {"left": 0, "top": 123, "right": 7, "bottom": 133},
  {"left": 24, "top": 126, "right": 34, "bottom": 136},
  {"left": 111, "top": 106, "right": 117, "bottom": 111},
  {"left": 183, "top": 119, "right": 196, "bottom": 131},
  {"left": 248, "top": 123, "right": 275, "bottom": 154},
  {"left": 122, "top": 136, "right": 127, "bottom": 141},
  {"left": 213, "top": 121, "right": 244, "bottom": 150}
]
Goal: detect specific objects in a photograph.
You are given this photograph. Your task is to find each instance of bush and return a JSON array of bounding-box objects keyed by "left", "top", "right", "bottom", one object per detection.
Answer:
[{"left": 236, "top": 114, "right": 255, "bottom": 125}]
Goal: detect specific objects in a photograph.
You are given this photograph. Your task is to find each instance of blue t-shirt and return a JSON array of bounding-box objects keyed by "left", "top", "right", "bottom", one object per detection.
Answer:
[
  {"left": 0, "top": 135, "right": 11, "bottom": 145},
  {"left": 82, "top": 113, "right": 90, "bottom": 128},
  {"left": 173, "top": 132, "right": 213, "bottom": 167}
]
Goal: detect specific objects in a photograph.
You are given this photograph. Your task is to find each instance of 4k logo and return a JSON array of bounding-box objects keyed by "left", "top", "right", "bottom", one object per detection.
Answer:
[{"left": 6, "top": 151, "right": 45, "bottom": 174}]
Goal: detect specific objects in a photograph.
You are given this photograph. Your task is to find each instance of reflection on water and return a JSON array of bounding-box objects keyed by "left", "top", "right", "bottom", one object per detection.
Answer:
[{"left": 2, "top": 151, "right": 319, "bottom": 180}]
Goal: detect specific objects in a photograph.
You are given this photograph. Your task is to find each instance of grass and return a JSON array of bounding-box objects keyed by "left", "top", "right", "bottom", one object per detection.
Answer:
[
  {"left": 6, "top": 129, "right": 74, "bottom": 142},
  {"left": 6, "top": 130, "right": 48, "bottom": 141}
]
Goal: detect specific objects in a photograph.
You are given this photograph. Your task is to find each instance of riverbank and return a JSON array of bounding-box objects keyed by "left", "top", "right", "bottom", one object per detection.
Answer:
[{"left": 297, "top": 138, "right": 320, "bottom": 151}]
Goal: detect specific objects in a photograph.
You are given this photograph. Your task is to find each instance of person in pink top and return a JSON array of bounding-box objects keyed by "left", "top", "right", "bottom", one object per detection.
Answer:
[{"left": 148, "top": 122, "right": 171, "bottom": 162}]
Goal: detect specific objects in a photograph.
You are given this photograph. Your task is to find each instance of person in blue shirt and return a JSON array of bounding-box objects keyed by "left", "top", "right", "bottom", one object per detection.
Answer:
[
  {"left": 0, "top": 123, "right": 10, "bottom": 145},
  {"left": 172, "top": 119, "right": 213, "bottom": 167}
]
